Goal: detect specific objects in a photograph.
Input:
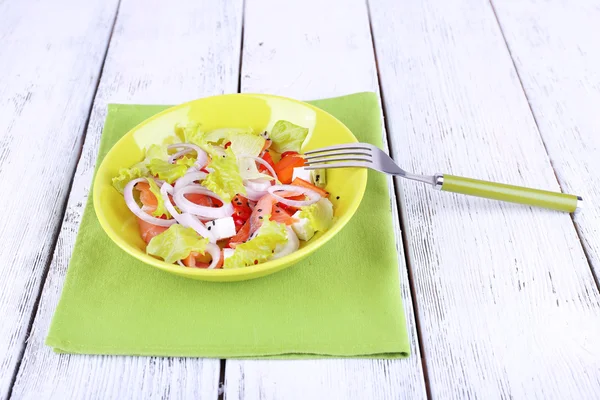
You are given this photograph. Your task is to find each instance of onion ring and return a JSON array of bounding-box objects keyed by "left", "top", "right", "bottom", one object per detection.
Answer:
[
  {"left": 174, "top": 171, "right": 207, "bottom": 192},
  {"left": 160, "top": 183, "right": 216, "bottom": 242},
  {"left": 173, "top": 186, "right": 234, "bottom": 219},
  {"left": 267, "top": 184, "right": 321, "bottom": 207},
  {"left": 240, "top": 155, "right": 278, "bottom": 181},
  {"left": 243, "top": 178, "right": 272, "bottom": 201},
  {"left": 168, "top": 143, "right": 208, "bottom": 169},
  {"left": 204, "top": 243, "right": 222, "bottom": 269},
  {"left": 124, "top": 178, "right": 176, "bottom": 227},
  {"left": 271, "top": 226, "right": 299, "bottom": 260}
]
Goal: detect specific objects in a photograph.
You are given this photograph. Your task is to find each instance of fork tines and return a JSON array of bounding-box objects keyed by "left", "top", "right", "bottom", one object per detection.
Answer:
[{"left": 304, "top": 143, "right": 373, "bottom": 170}]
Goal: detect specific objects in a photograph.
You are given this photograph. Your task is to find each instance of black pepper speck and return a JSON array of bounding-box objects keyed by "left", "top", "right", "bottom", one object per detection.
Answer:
[{"left": 336, "top": 196, "right": 340, "bottom": 200}]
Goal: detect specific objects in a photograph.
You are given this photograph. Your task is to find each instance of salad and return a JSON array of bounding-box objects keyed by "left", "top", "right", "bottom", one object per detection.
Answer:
[{"left": 112, "top": 120, "right": 335, "bottom": 269}]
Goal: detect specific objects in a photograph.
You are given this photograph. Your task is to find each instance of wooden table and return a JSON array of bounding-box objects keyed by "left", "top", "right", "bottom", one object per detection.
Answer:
[{"left": 1, "top": 0, "right": 599, "bottom": 398}]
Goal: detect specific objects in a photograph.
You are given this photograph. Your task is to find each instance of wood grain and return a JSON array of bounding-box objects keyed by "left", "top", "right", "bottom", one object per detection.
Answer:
[
  {"left": 491, "top": 0, "right": 600, "bottom": 285},
  {"left": 10, "top": 0, "right": 242, "bottom": 398},
  {"left": 224, "top": 0, "right": 427, "bottom": 399},
  {"left": 369, "top": 0, "right": 600, "bottom": 398},
  {"left": 0, "top": 0, "right": 120, "bottom": 396}
]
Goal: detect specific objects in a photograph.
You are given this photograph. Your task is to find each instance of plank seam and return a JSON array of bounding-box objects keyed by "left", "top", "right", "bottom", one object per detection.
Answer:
[
  {"left": 218, "top": 359, "right": 226, "bottom": 400},
  {"left": 488, "top": 0, "right": 600, "bottom": 293},
  {"left": 236, "top": 0, "right": 246, "bottom": 94},
  {"left": 365, "top": 0, "right": 431, "bottom": 398},
  {"left": 5, "top": 1, "right": 123, "bottom": 398}
]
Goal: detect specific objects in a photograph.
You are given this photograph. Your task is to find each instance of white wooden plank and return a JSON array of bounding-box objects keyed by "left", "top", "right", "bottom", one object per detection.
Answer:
[
  {"left": 224, "top": 0, "right": 427, "bottom": 399},
  {"left": 0, "top": 0, "right": 120, "bottom": 397},
  {"left": 369, "top": 0, "right": 600, "bottom": 398},
  {"left": 491, "top": 0, "right": 600, "bottom": 289},
  {"left": 10, "top": 0, "right": 243, "bottom": 398}
]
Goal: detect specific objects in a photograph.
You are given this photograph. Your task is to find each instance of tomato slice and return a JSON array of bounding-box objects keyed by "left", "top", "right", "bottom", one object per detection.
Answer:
[
  {"left": 259, "top": 151, "right": 276, "bottom": 173},
  {"left": 231, "top": 194, "right": 252, "bottom": 231}
]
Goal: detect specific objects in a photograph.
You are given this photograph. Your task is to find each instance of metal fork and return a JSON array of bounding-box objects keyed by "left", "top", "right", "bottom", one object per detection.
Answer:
[{"left": 304, "top": 143, "right": 582, "bottom": 213}]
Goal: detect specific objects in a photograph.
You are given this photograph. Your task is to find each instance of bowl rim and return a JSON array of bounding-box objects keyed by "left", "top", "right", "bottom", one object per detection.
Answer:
[{"left": 93, "top": 93, "right": 368, "bottom": 279}]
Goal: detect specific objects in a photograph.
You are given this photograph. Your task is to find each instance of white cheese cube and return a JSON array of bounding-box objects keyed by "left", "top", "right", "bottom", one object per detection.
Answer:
[
  {"left": 223, "top": 248, "right": 235, "bottom": 259},
  {"left": 292, "top": 167, "right": 312, "bottom": 183},
  {"left": 291, "top": 211, "right": 315, "bottom": 241},
  {"left": 205, "top": 217, "right": 236, "bottom": 241}
]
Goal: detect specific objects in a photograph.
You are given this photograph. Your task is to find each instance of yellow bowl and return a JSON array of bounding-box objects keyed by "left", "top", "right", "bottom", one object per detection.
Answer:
[{"left": 93, "top": 94, "right": 367, "bottom": 281}]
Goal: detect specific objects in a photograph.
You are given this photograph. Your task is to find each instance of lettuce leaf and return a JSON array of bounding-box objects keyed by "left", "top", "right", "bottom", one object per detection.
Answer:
[
  {"left": 175, "top": 121, "right": 203, "bottom": 143},
  {"left": 228, "top": 132, "right": 272, "bottom": 181},
  {"left": 148, "top": 159, "right": 188, "bottom": 184},
  {"left": 224, "top": 219, "right": 288, "bottom": 268},
  {"left": 144, "top": 143, "right": 170, "bottom": 162},
  {"left": 298, "top": 198, "right": 334, "bottom": 232},
  {"left": 269, "top": 120, "right": 309, "bottom": 153},
  {"left": 146, "top": 224, "right": 209, "bottom": 264},
  {"left": 201, "top": 147, "right": 246, "bottom": 202},
  {"left": 204, "top": 127, "right": 254, "bottom": 144},
  {"left": 112, "top": 166, "right": 147, "bottom": 193},
  {"left": 175, "top": 155, "right": 196, "bottom": 168},
  {"left": 111, "top": 143, "right": 173, "bottom": 193},
  {"left": 146, "top": 178, "right": 171, "bottom": 218}
]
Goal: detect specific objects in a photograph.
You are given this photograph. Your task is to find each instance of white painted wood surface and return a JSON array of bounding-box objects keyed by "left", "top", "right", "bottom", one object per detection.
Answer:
[
  {"left": 491, "top": 0, "right": 600, "bottom": 283},
  {"left": 2, "top": 0, "right": 600, "bottom": 398},
  {"left": 369, "top": 0, "right": 600, "bottom": 398},
  {"left": 10, "top": 0, "right": 242, "bottom": 398},
  {"left": 0, "top": 0, "right": 120, "bottom": 397},
  {"left": 225, "top": 0, "right": 427, "bottom": 399}
]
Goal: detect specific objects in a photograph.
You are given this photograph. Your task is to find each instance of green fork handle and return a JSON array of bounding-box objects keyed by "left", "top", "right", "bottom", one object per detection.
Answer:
[{"left": 435, "top": 174, "right": 582, "bottom": 213}]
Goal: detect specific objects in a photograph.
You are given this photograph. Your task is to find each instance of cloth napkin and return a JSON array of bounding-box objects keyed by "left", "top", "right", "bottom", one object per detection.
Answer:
[{"left": 46, "top": 92, "right": 410, "bottom": 359}]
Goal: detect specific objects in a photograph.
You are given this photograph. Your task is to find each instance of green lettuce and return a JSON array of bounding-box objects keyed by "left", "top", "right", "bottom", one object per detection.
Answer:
[
  {"left": 175, "top": 155, "right": 196, "bottom": 168},
  {"left": 175, "top": 121, "right": 203, "bottom": 143},
  {"left": 112, "top": 166, "right": 147, "bottom": 193},
  {"left": 146, "top": 178, "right": 171, "bottom": 218},
  {"left": 224, "top": 219, "right": 288, "bottom": 268},
  {"left": 201, "top": 147, "right": 246, "bottom": 202},
  {"left": 146, "top": 224, "right": 209, "bottom": 264},
  {"left": 299, "top": 198, "right": 334, "bottom": 232},
  {"left": 111, "top": 143, "right": 173, "bottom": 193},
  {"left": 204, "top": 127, "right": 254, "bottom": 144},
  {"left": 148, "top": 159, "right": 188, "bottom": 184},
  {"left": 144, "top": 143, "right": 170, "bottom": 161},
  {"left": 228, "top": 133, "right": 272, "bottom": 181},
  {"left": 269, "top": 120, "right": 309, "bottom": 153}
]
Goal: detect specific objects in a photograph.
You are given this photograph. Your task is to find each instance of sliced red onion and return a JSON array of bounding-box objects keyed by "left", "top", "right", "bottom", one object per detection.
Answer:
[
  {"left": 159, "top": 183, "right": 179, "bottom": 217},
  {"left": 173, "top": 185, "right": 234, "bottom": 219},
  {"left": 243, "top": 178, "right": 273, "bottom": 201},
  {"left": 124, "top": 178, "right": 176, "bottom": 227},
  {"left": 241, "top": 156, "right": 278, "bottom": 180},
  {"left": 174, "top": 171, "right": 207, "bottom": 192},
  {"left": 204, "top": 243, "right": 221, "bottom": 269},
  {"left": 168, "top": 143, "right": 208, "bottom": 169},
  {"left": 271, "top": 226, "right": 299, "bottom": 260},
  {"left": 245, "top": 179, "right": 272, "bottom": 192},
  {"left": 267, "top": 184, "right": 321, "bottom": 207},
  {"left": 168, "top": 148, "right": 193, "bottom": 163},
  {"left": 160, "top": 183, "right": 216, "bottom": 242}
]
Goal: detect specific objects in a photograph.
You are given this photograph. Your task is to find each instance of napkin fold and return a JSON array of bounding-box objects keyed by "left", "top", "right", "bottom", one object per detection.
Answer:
[{"left": 46, "top": 92, "right": 410, "bottom": 359}]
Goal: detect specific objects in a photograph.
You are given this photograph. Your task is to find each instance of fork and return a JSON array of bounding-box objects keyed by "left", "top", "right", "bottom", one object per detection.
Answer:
[{"left": 304, "top": 143, "right": 582, "bottom": 213}]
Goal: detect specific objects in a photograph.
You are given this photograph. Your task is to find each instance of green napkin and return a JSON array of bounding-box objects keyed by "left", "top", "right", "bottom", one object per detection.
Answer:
[{"left": 46, "top": 92, "right": 410, "bottom": 358}]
